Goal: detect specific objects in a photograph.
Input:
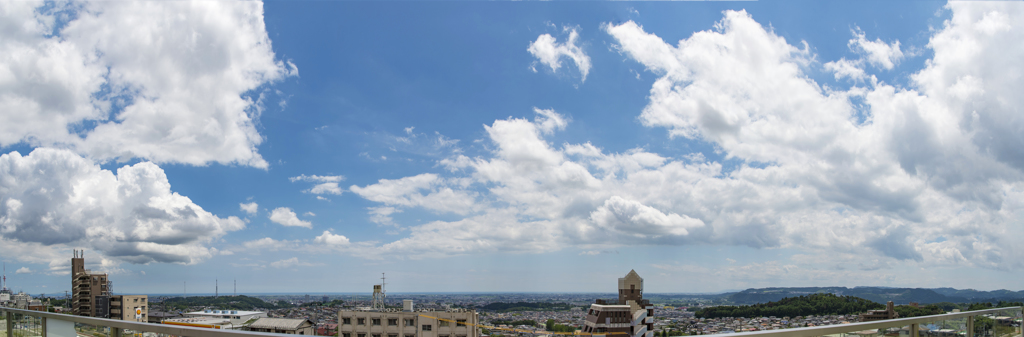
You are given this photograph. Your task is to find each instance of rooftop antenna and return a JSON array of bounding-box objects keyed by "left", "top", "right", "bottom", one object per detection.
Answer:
[
  {"left": 216, "top": 279, "right": 218, "bottom": 297},
  {"left": 234, "top": 279, "right": 236, "bottom": 296}
]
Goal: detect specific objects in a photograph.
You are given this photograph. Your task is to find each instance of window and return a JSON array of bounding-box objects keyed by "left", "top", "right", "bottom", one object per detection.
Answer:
[
  {"left": 373, "top": 334, "right": 381, "bottom": 337},
  {"left": 456, "top": 320, "right": 466, "bottom": 327},
  {"left": 372, "top": 318, "right": 381, "bottom": 326},
  {"left": 405, "top": 335, "right": 415, "bottom": 337},
  {"left": 142, "top": 298, "right": 146, "bottom": 302},
  {"left": 404, "top": 319, "right": 415, "bottom": 326},
  {"left": 422, "top": 325, "right": 432, "bottom": 331},
  {"left": 343, "top": 334, "right": 351, "bottom": 337},
  {"left": 388, "top": 319, "right": 398, "bottom": 326},
  {"left": 440, "top": 321, "right": 449, "bottom": 327},
  {"left": 358, "top": 334, "right": 365, "bottom": 337},
  {"left": 358, "top": 318, "right": 366, "bottom": 325},
  {"left": 343, "top": 318, "right": 351, "bottom": 325},
  {"left": 389, "top": 334, "right": 398, "bottom": 337}
]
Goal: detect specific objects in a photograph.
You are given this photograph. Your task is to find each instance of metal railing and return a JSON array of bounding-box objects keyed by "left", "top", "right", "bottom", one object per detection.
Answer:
[{"left": 1, "top": 306, "right": 1021, "bottom": 337}]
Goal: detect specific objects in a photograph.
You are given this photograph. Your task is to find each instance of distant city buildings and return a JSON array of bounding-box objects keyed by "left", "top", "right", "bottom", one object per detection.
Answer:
[
  {"left": 580, "top": 270, "right": 655, "bottom": 337},
  {"left": 340, "top": 285, "right": 480, "bottom": 337}
]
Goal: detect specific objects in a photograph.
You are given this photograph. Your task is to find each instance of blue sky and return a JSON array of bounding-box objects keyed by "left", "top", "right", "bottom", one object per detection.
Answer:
[{"left": 3, "top": 0, "right": 1024, "bottom": 295}]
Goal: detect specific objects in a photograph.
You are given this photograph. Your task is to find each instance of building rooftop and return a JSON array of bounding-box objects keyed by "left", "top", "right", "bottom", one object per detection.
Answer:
[{"left": 249, "top": 318, "right": 312, "bottom": 330}]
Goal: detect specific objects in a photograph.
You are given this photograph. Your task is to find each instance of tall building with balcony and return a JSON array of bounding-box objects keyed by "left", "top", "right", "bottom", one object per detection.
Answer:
[
  {"left": 580, "top": 270, "right": 654, "bottom": 337},
  {"left": 71, "top": 250, "right": 109, "bottom": 317},
  {"left": 71, "top": 250, "right": 147, "bottom": 320}
]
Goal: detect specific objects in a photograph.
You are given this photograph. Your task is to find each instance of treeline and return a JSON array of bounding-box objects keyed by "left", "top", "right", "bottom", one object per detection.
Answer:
[
  {"left": 490, "top": 319, "right": 538, "bottom": 327},
  {"left": 159, "top": 295, "right": 291, "bottom": 311},
  {"left": 696, "top": 293, "right": 883, "bottom": 318},
  {"left": 480, "top": 302, "right": 571, "bottom": 312}
]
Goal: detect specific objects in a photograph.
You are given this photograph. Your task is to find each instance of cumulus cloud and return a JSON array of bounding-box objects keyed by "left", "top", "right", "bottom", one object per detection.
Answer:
[
  {"left": 0, "top": 0, "right": 294, "bottom": 168},
  {"left": 314, "top": 230, "right": 350, "bottom": 246},
  {"left": 240, "top": 202, "right": 258, "bottom": 215},
  {"left": 0, "top": 148, "right": 245, "bottom": 265},
  {"left": 15, "top": 267, "right": 31, "bottom": 274},
  {"left": 528, "top": 27, "right": 592, "bottom": 82},
  {"left": 291, "top": 174, "right": 345, "bottom": 195},
  {"left": 823, "top": 58, "right": 867, "bottom": 81},
  {"left": 268, "top": 207, "right": 312, "bottom": 228},
  {"left": 849, "top": 27, "right": 904, "bottom": 70},
  {"left": 348, "top": 5, "right": 1024, "bottom": 273},
  {"left": 350, "top": 174, "right": 476, "bottom": 215}
]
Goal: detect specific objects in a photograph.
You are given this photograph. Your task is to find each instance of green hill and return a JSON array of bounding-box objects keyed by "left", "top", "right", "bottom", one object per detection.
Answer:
[
  {"left": 158, "top": 295, "right": 290, "bottom": 311},
  {"left": 697, "top": 293, "right": 883, "bottom": 318}
]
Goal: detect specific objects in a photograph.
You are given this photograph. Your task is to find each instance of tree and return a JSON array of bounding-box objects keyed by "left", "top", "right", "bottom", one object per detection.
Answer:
[{"left": 974, "top": 316, "right": 994, "bottom": 336}]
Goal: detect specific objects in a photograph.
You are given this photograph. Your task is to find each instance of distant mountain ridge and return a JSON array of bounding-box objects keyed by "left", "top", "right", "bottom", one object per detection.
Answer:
[{"left": 724, "top": 287, "right": 1024, "bottom": 305}]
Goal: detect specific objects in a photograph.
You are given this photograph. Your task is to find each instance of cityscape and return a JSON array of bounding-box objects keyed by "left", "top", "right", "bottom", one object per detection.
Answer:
[{"left": 3, "top": 1, "right": 1024, "bottom": 337}]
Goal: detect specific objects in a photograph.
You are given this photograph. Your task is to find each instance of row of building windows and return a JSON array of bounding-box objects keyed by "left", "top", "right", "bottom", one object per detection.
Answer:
[
  {"left": 341, "top": 318, "right": 465, "bottom": 327},
  {"left": 342, "top": 333, "right": 469, "bottom": 337}
]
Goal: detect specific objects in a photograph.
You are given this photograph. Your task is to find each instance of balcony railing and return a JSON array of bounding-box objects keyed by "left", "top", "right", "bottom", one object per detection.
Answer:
[{"left": 1, "top": 306, "right": 1021, "bottom": 337}]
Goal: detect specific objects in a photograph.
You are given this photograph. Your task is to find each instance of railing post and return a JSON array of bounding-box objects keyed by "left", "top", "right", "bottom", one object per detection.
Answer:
[
  {"left": 911, "top": 323, "right": 918, "bottom": 337},
  {"left": 6, "top": 311, "right": 13, "bottom": 337},
  {"left": 41, "top": 317, "right": 46, "bottom": 337},
  {"left": 112, "top": 327, "right": 122, "bottom": 337},
  {"left": 967, "top": 315, "right": 974, "bottom": 337}
]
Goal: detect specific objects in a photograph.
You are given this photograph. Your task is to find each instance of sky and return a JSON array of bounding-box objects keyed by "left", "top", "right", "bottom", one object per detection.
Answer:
[{"left": 2, "top": 0, "right": 1024, "bottom": 296}]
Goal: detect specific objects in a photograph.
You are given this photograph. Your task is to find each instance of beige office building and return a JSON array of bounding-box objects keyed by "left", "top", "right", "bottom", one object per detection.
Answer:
[
  {"left": 110, "top": 295, "right": 149, "bottom": 322},
  {"left": 340, "top": 304, "right": 478, "bottom": 337}
]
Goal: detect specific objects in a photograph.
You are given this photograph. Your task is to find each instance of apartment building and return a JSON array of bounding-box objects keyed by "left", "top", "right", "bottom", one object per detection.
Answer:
[
  {"left": 580, "top": 270, "right": 655, "bottom": 337},
  {"left": 71, "top": 250, "right": 109, "bottom": 317},
  {"left": 340, "top": 301, "right": 479, "bottom": 337}
]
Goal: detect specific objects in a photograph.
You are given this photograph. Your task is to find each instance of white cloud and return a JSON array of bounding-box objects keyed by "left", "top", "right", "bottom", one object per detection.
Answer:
[
  {"left": 347, "top": 5, "right": 1024, "bottom": 274},
  {"left": 0, "top": 0, "right": 294, "bottom": 168},
  {"left": 291, "top": 174, "right": 345, "bottom": 195},
  {"left": 350, "top": 174, "right": 477, "bottom": 215},
  {"left": 269, "top": 257, "right": 318, "bottom": 268},
  {"left": 268, "top": 207, "right": 312, "bottom": 228},
  {"left": 15, "top": 267, "right": 31, "bottom": 274},
  {"left": 823, "top": 58, "right": 867, "bottom": 81},
  {"left": 849, "top": 27, "right": 904, "bottom": 70},
  {"left": 304, "top": 212, "right": 316, "bottom": 217},
  {"left": 240, "top": 202, "right": 258, "bottom": 215},
  {"left": 289, "top": 174, "right": 345, "bottom": 183},
  {"left": 314, "top": 230, "right": 350, "bottom": 246},
  {"left": 368, "top": 207, "right": 401, "bottom": 227},
  {"left": 528, "top": 27, "right": 592, "bottom": 82},
  {"left": 0, "top": 148, "right": 245, "bottom": 265}
]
